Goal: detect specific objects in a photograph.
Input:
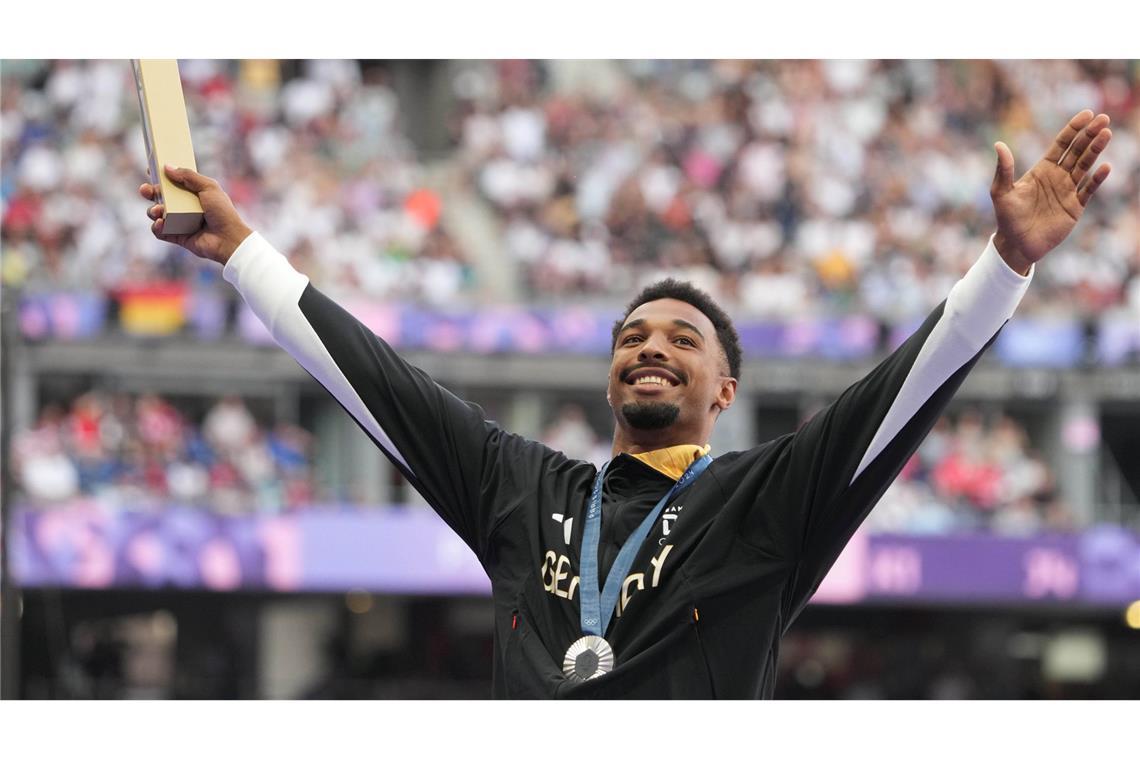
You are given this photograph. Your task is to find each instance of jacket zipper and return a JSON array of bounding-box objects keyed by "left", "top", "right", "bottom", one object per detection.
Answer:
[{"left": 690, "top": 605, "right": 718, "bottom": 698}]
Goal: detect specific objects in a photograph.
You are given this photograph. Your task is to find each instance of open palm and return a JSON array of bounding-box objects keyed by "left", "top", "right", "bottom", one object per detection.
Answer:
[{"left": 991, "top": 110, "right": 1112, "bottom": 272}]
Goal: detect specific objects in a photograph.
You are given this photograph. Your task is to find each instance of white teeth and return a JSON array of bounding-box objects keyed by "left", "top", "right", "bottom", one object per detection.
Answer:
[{"left": 635, "top": 376, "right": 669, "bottom": 386}]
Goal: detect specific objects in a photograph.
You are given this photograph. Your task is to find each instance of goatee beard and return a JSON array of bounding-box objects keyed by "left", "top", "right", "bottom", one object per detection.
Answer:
[{"left": 621, "top": 402, "right": 680, "bottom": 430}]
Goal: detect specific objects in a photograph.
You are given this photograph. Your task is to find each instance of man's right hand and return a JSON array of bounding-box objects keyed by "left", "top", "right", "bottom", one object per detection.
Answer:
[{"left": 139, "top": 165, "right": 253, "bottom": 266}]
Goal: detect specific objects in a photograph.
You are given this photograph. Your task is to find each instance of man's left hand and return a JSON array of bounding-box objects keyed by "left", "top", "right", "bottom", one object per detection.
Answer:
[{"left": 991, "top": 109, "right": 1113, "bottom": 275}]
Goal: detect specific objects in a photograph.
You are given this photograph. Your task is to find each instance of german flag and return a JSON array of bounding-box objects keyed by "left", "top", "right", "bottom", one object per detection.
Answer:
[{"left": 116, "top": 282, "right": 189, "bottom": 336}]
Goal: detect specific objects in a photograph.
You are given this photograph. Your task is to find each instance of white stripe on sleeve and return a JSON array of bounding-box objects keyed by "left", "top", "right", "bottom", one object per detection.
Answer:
[
  {"left": 851, "top": 235, "right": 1033, "bottom": 483},
  {"left": 222, "top": 232, "right": 412, "bottom": 472}
]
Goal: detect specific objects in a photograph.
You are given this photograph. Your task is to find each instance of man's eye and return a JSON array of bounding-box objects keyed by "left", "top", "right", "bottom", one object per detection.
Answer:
[
  {"left": 622, "top": 335, "right": 642, "bottom": 345},
  {"left": 675, "top": 337, "right": 695, "bottom": 346}
]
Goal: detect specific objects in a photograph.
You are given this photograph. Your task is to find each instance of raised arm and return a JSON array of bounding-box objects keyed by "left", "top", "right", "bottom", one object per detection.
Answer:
[
  {"left": 140, "top": 166, "right": 536, "bottom": 562},
  {"left": 750, "top": 111, "right": 1115, "bottom": 620},
  {"left": 850, "top": 112, "right": 1115, "bottom": 482}
]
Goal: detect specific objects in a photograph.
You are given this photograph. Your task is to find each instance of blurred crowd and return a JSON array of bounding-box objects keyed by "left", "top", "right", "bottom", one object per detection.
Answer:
[
  {"left": 540, "top": 402, "right": 1074, "bottom": 536},
  {"left": 11, "top": 392, "right": 315, "bottom": 513},
  {"left": 867, "top": 410, "right": 1073, "bottom": 535},
  {"left": 3, "top": 59, "right": 1138, "bottom": 328},
  {"left": 453, "top": 59, "right": 1140, "bottom": 323},
  {"left": 1, "top": 59, "right": 474, "bottom": 308},
  {"left": 11, "top": 391, "right": 1074, "bottom": 535}
]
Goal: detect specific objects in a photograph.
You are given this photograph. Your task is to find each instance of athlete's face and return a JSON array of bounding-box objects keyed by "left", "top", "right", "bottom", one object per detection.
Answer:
[{"left": 607, "top": 298, "right": 736, "bottom": 443}]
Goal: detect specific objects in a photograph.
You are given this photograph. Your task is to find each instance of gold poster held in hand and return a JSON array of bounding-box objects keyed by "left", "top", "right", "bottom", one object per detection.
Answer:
[{"left": 132, "top": 59, "right": 203, "bottom": 235}]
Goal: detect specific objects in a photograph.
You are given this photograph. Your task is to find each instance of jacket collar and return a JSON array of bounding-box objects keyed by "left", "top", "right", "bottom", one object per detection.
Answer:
[{"left": 628, "top": 444, "right": 712, "bottom": 481}]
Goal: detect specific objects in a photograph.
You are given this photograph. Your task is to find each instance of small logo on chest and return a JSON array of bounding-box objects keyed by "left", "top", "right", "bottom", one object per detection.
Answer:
[
  {"left": 551, "top": 513, "right": 574, "bottom": 545},
  {"left": 660, "top": 504, "right": 683, "bottom": 538}
]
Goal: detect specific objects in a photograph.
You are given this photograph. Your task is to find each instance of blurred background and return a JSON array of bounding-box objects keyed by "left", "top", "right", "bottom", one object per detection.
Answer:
[{"left": 0, "top": 59, "right": 1138, "bottom": 699}]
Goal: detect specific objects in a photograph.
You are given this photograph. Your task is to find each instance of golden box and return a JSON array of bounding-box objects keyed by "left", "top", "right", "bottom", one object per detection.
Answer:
[{"left": 132, "top": 59, "right": 203, "bottom": 235}]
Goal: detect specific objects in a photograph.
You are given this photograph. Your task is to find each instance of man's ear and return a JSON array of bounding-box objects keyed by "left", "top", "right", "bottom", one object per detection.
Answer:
[{"left": 715, "top": 377, "right": 737, "bottom": 412}]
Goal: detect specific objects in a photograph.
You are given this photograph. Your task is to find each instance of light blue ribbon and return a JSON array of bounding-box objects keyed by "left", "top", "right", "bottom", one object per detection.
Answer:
[{"left": 578, "top": 454, "right": 712, "bottom": 637}]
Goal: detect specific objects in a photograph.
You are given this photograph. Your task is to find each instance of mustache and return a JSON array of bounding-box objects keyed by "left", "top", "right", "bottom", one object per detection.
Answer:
[{"left": 619, "top": 362, "right": 687, "bottom": 385}]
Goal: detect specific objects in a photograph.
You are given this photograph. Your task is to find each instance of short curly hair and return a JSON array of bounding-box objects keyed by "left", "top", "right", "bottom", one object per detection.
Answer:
[{"left": 611, "top": 278, "right": 742, "bottom": 379}]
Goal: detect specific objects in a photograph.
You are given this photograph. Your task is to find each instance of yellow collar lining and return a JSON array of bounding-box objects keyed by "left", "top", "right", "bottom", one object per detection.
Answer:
[{"left": 629, "top": 444, "right": 712, "bottom": 481}]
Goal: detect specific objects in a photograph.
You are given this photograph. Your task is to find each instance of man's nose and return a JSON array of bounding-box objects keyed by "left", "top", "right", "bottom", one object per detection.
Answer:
[{"left": 638, "top": 334, "right": 670, "bottom": 361}]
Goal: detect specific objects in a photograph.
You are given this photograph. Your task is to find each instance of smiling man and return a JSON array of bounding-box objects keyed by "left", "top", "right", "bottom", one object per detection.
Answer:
[
  {"left": 609, "top": 284, "right": 739, "bottom": 454},
  {"left": 141, "top": 110, "right": 1114, "bottom": 698}
]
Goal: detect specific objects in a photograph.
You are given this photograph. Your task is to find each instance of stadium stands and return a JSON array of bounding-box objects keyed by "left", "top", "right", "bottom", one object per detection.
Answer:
[{"left": 3, "top": 59, "right": 1138, "bottom": 700}]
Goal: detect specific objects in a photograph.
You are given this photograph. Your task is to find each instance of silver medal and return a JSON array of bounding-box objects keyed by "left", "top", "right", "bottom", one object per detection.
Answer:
[{"left": 563, "top": 635, "right": 615, "bottom": 681}]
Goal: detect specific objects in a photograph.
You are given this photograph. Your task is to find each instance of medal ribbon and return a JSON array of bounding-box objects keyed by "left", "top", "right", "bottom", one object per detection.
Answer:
[{"left": 578, "top": 454, "right": 712, "bottom": 637}]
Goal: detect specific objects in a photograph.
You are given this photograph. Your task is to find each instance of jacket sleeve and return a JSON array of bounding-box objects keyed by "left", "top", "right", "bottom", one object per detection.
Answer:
[
  {"left": 222, "top": 231, "right": 538, "bottom": 563},
  {"left": 756, "top": 235, "right": 1033, "bottom": 622}
]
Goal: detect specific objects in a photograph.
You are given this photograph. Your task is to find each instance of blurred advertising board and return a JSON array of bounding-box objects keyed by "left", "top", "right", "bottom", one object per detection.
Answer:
[
  {"left": 18, "top": 291, "right": 107, "bottom": 340},
  {"left": 1098, "top": 314, "right": 1140, "bottom": 366},
  {"left": 237, "top": 303, "right": 883, "bottom": 359},
  {"left": 23, "top": 291, "right": 1127, "bottom": 368},
  {"left": 11, "top": 501, "right": 1140, "bottom": 606}
]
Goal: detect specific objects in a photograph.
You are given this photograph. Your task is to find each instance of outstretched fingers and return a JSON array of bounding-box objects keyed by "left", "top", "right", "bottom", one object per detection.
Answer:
[
  {"left": 1070, "top": 126, "right": 1112, "bottom": 187},
  {"left": 1077, "top": 163, "right": 1112, "bottom": 207},
  {"left": 1045, "top": 110, "right": 1095, "bottom": 164},
  {"left": 1060, "top": 113, "right": 1110, "bottom": 173}
]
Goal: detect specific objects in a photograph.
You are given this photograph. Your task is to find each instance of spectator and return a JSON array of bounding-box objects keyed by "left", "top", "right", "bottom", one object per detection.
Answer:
[
  {"left": 12, "top": 404, "right": 80, "bottom": 503},
  {"left": 541, "top": 403, "right": 608, "bottom": 466},
  {"left": 203, "top": 395, "right": 257, "bottom": 458}
]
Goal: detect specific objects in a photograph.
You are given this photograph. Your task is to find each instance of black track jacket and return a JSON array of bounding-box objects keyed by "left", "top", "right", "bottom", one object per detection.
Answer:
[{"left": 224, "top": 232, "right": 1032, "bottom": 698}]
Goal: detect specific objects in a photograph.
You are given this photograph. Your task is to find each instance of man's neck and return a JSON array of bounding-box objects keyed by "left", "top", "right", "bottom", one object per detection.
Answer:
[{"left": 611, "top": 430, "right": 708, "bottom": 457}]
